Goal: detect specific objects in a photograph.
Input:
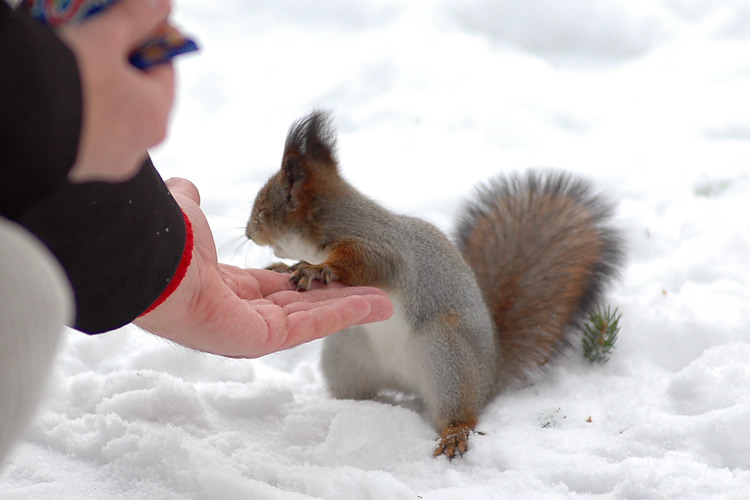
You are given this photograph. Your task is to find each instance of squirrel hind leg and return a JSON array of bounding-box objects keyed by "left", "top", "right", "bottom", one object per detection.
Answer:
[
  {"left": 433, "top": 418, "right": 478, "bottom": 459},
  {"left": 320, "top": 328, "right": 386, "bottom": 400}
]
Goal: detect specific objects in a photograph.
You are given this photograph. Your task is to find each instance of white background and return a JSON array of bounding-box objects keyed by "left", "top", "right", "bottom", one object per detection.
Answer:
[{"left": 2, "top": 1, "right": 750, "bottom": 498}]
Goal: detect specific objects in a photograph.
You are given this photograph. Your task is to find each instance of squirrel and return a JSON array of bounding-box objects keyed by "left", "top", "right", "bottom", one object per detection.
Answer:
[{"left": 245, "top": 111, "right": 623, "bottom": 459}]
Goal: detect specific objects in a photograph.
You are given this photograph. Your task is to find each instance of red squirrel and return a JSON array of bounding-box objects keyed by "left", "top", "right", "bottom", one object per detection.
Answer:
[{"left": 246, "top": 111, "right": 623, "bottom": 459}]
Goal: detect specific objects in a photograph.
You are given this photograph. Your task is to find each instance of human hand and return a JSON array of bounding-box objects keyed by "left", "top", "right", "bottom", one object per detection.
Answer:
[
  {"left": 59, "top": 0, "right": 175, "bottom": 183},
  {"left": 134, "top": 178, "right": 393, "bottom": 358}
]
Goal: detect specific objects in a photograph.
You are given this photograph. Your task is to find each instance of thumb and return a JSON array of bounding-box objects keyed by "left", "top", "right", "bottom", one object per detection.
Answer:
[
  {"left": 95, "top": 0, "right": 172, "bottom": 49},
  {"left": 165, "top": 177, "right": 201, "bottom": 205}
]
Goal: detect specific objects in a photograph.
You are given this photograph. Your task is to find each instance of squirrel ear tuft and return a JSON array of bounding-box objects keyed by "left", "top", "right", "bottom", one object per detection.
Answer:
[{"left": 284, "top": 110, "right": 338, "bottom": 170}]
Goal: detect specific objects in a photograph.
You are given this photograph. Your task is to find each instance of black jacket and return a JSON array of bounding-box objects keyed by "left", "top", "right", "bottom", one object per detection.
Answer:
[{"left": 1, "top": 3, "right": 186, "bottom": 334}]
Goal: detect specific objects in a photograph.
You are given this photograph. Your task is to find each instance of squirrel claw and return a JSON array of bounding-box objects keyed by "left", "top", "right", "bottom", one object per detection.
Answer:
[
  {"left": 433, "top": 420, "right": 475, "bottom": 460},
  {"left": 433, "top": 435, "right": 469, "bottom": 460},
  {"left": 289, "top": 261, "right": 337, "bottom": 290}
]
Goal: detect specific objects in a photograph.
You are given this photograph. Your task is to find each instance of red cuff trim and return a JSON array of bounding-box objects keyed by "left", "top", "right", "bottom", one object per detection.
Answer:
[{"left": 139, "top": 209, "right": 194, "bottom": 316}]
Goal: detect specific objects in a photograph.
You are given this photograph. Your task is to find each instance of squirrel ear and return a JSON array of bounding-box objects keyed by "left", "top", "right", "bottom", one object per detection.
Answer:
[
  {"left": 284, "top": 155, "right": 305, "bottom": 186},
  {"left": 282, "top": 154, "right": 305, "bottom": 209}
]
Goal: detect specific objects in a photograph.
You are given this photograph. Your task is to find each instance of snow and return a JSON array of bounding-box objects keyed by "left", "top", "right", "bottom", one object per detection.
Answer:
[{"left": 2, "top": 0, "right": 750, "bottom": 498}]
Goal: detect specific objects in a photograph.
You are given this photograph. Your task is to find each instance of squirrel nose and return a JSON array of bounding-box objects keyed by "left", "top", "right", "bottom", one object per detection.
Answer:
[
  {"left": 246, "top": 220, "right": 271, "bottom": 247},
  {"left": 245, "top": 219, "right": 257, "bottom": 241}
]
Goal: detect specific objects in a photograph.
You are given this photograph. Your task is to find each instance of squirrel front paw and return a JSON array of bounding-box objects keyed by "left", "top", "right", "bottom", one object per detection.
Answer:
[
  {"left": 289, "top": 261, "right": 337, "bottom": 290},
  {"left": 433, "top": 419, "right": 477, "bottom": 460}
]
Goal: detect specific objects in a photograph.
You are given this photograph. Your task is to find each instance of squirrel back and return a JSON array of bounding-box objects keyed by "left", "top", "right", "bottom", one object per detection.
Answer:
[
  {"left": 455, "top": 172, "right": 623, "bottom": 387},
  {"left": 246, "top": 111, "right": 623, "bottom": 459}
]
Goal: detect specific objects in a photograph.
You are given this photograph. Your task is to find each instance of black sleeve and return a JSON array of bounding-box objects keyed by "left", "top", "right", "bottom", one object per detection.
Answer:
[
  {"left": 0, "top": 2, "right": 82, "bottom": 220},
  {"left": 19, "top": 159, "right": 187, "bottom": 334},
  {"left": 2, "top": 4, "right": 187, "bottom": 334}
]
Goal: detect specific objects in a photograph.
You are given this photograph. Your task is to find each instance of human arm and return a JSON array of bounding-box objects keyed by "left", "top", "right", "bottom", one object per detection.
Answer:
[
  {"left": 1, "top": 0, "right": 174, "bottom": 212},
  {"left": 2, "top": 0, "right": 182, "bottom": 333}
]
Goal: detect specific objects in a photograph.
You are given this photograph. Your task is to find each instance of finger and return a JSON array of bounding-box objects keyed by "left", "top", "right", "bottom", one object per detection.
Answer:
[
  {"left": 283, "top": 294, "right": 393, "bottom": 323},
  {"left": 266, "top": 285, "right": 390, "bottom": 308},
  {"left": 218, "top": 264, "right": 263, "bottom": 300},
  {"left": 247, "top": 268, "right": 299, "bottom": 296},
  {"left": 165, "top": 177, "right": 201, "bottom": 205},
  {"left": 224, "top": 267, "right": 381, "bottom": 303},
  {"left": 282, "top": 295, "right": 379, "bottom": 350},
  {"left": 101, "top": 0, "right": 172, "bottom": 50},
  {"left": 247, "top": 269, "right": 391, "bottom": 297}
]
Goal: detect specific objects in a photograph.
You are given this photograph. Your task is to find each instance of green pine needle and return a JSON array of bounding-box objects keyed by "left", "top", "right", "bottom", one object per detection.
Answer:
[{"left": 582, "top": 305, "right": 621, "bottom": 364}]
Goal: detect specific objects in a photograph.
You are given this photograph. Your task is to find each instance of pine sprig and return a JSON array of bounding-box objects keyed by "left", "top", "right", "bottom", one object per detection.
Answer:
[{"left": 582, "top": 306, "right": 621, "bottom": 364}]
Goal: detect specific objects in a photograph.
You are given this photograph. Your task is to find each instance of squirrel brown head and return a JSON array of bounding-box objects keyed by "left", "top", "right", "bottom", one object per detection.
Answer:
[{"left": 246, "top": 110, "right": 343, "bottom": 258}]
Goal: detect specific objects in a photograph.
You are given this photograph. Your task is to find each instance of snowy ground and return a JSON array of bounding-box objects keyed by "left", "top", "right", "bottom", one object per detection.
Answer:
[{"left": 3, "top": 0, "right": 750, "bottom": 498}]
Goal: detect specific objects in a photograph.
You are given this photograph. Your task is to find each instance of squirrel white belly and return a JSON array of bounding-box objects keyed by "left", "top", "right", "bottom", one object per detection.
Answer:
[{"left": 246, "top": 111, "right": 623, "bottom": 458}]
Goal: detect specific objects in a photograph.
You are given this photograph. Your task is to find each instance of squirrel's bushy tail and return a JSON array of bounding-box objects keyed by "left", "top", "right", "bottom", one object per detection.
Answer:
[{"left": 454, "top": 170, "right": 623, "bottom": 386}]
